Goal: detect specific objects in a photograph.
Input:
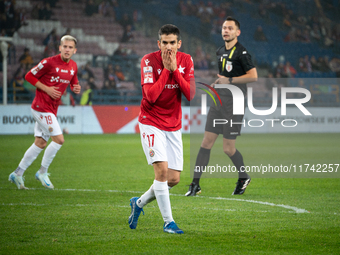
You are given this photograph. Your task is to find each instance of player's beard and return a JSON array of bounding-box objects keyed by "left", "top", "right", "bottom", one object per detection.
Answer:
[{"left": 224, "top": 36, "right": 236, "bottom": 43}]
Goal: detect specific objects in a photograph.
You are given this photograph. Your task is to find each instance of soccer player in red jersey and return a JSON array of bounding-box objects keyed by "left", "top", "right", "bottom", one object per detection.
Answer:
[
  {"left": 128, "top": 24, "right": 195, "bottom": 234},
  {"left": 9, "top": 35, "right": 81, "bottom": 190}
]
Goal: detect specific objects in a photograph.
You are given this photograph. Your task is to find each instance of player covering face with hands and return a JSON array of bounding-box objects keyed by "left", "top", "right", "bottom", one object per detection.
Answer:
[
  {"left": 9, "top": 35, "right": 81, "bottom": 190},
  {"left": 129, "top": 24, "right": 195, "bottom": 234}
]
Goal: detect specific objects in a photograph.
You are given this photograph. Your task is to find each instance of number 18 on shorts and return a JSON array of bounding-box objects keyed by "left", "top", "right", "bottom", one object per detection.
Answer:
[{"left": 138, "top": 122, "right": 183, "bottom": 171}]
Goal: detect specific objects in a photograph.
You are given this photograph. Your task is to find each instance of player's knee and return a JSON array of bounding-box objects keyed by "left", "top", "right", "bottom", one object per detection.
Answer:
[
  {"left": 223, "top": 147, "right": 235, "bottom": 157},
  {"left": 168, "top": 177, "right": 180, "bottom": 187},
  {"left": 201, "top": 139, "right": 214, "bottom": 149},
  {"left": 35, "top": 138, "right": 47, "bottom": 149},
  {"left": 52, "top": 135, "right": 65, "bottom": 145}
]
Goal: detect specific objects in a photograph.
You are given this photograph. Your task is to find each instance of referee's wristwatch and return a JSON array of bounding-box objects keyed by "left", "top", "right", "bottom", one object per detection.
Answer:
[{"left": 229, "top": 77, "right": 233, "bottom": 84}]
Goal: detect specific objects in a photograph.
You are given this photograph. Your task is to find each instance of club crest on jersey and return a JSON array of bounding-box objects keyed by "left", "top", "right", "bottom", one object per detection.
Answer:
[
  {"left": 149, "top": 149, "right": 155, "bottom": 157},
  {"left": 48, "top": 126, "right": 53, "bottom": 133},
  {"left": 226, "top": 61, "right": 233, "bottom": 72}
]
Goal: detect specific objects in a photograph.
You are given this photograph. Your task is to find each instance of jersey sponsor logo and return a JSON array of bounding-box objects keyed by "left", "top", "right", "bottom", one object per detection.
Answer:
[
  {"left": 50, "top": 76, "right": 60, "bottom": 82},
  {"left": 223, "top": 54, "right": 229, "bottom": 57},
  {"left": 31, "top": 62, "right": 44, "bottom": 75},
  {"left": 243, "top": 51, "right": 247, "bottom": 54},
  {"left": 56, "top": 67, "right": 60, "bottom": 72},
  {"left": 144, "top": 73, "right": 153, "bottom": 83},
  {"left": 178, "top": 65, "right": 185, "bottom": 74},
  {"left": 42, "top": 60, "right": 47, "bottom": 64},
  {"left": 143, "top": 66, "right": 152, "bottom": 73},
  {"left": 226, "top": 61, "right": 233, "bottom": 72},
  {"left": 165, "top": 84, "right": 179, "bottom": 89},
  {"left": 144, "top": 59, "right": 150, "bottom": 66},
  {"left": 61, "top": 69, "right": 68, "bottom": 73},
  {"left": 70, "top": 69, "right": 75, "bottom": 75},
  {"left": 60, "top": 79, "right": 70, "bottom": 83}
]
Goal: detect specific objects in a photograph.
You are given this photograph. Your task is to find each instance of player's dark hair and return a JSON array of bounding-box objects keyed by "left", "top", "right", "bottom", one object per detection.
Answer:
[
  {"left": 225, "top": 16, "right": 240, "bottom": 29},
  {"left": 158, "top": 24, "right": 181, "bottom": 41}
]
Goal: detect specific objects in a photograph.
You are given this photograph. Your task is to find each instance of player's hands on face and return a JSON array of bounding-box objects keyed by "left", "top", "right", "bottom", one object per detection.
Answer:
[
  {"left": 162, "top": 49, "right": 177, "bottom": 72},
  {"left": 168, "top": 50, "right": 177, "bottom": 72},
  {"left": 46, "top": 86, "right": 62, "bottom": 100},
  {"left": 72, "top": 83, "right": 81, "bottom": 94},
  {"left": 162, "top": 49, "right": 171, "bottom": 71}
]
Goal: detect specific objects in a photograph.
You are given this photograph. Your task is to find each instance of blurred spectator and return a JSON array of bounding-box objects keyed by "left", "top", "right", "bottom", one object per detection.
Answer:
[
  {"left": 318, "top": 56, "right": 331, "bottom": 72},
  {"left": 310, "top": 56, "right": 320, "bottom": 72},
  {"left": 62, "top": 28, "right": 72, "bottom": 38},
  {"left": 88, "top": 77, "right": 97, "bottom": 90},
  {"left": 43, "top": 28, "right": 59, "bottom": 47},
  {"left": 114, "top": 65, "right": 125, "bottom": 81},
  {"left": 254, "top": 26, "right": 267, "bottom": 41},
  {"left": 98, "top": 0, "right": 111, "bottom": 17},
  {"left": 103, "top": 63, "right": 119, "bottom": 89},
  {"left": 19, "top": 47, "right": 34, "bottom": 69},
  {"left": 113, "top": 44, "right": 127, "bottom": 57},
  {"left": 80, "top": 83, "right": 93, "bottom": 105},
  {"left": 85, "top": 0, "right": 97, "bottom": 16},
  {"left": 121, "top": 24, "right": 134, "bottom": 42},
  {"left": 38, "top": 3, "right": 53, "bottom": 20},
  {"left": 329, "top": 57, "right": 340, "bottom": 77},
  {"left": 298, "top": 55, "right": 312, "bottom": 73},
  {"left": 120, "top": 13, "right": 133, "bottom": 30},
  {"left": 43, "top": 28, "right": 59, "bottom": 58},
  {"left": 206, "top": 53, "right": 216, "bottom": 70},
  {"left": 194, "top": 46, "right": 208, "bottom": 70},
  {"left": 12, "top": 64, "right": 26, "bottom": 88},
  {"left": 284, "top": 61, "right": 297, "bottom": 78},
  {"left": 79, "top": 62, "right": 95, "bottom": 81},
  {"left": 275, "top": 62, "right": 287, "bottom": 78},
  {"left": 310, "top": 24, "right": 321, "bottom": 42}
]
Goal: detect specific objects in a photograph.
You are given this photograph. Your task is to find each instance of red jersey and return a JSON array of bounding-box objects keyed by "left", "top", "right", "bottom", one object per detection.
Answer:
[
  {"left": 138, "top": 50, "right": 195, "bottom": 131},
  {"left": 26, "top": 54, "right": 78, "bottom": 116}
]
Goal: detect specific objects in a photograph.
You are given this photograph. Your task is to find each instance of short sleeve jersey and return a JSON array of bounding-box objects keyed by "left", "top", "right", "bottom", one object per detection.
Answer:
[
  {"left": 29, "top": 54, "right": 78, "bottom": 115},
  {"left": 216, "top": 41, "right": 255, "bottom": 97},
  {"left": 138, "top": 50, "right": 194, "bottom": 131}
]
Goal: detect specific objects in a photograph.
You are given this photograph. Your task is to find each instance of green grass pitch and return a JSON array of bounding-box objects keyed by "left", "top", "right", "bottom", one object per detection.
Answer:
[{"left": 0, "top": 133, "right": 339, "bottom": 254}]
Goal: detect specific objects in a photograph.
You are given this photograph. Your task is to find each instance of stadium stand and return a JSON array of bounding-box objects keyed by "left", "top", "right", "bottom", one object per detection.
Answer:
[{"left": 0, "top": 0, "right": 339, "bottom": 106}]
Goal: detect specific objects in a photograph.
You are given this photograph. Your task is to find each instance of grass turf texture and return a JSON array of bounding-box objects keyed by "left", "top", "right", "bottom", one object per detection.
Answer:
[{"left": 0, "top": 133, "right": 339, "bottom": 254}]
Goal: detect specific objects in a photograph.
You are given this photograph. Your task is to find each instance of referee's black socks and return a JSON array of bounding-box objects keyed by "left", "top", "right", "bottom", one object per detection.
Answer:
[
  {"left": 229, "top": 149, "right": 250, "bottom": 179},
  {"left": 192, "top": 147, "right": 211, "bottom": 185}
]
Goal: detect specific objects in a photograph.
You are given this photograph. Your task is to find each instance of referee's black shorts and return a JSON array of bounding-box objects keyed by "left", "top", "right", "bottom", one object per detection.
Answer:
[{"left": 205, "top": 96, "right": 245, "bottom": 140}]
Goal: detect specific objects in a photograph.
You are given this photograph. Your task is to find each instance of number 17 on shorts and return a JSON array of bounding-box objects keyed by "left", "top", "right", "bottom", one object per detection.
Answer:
[{"left": 138, "top": 122, "right": 183, "bottom": 171}]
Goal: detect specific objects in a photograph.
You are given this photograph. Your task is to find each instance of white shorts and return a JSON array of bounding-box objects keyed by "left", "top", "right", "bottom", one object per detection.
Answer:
[
  {"left": 31, "top": 108, "right": 62, "bottom": 141},
  {"left": 139, "top": 122, "right": 183, "bottom": 171}
]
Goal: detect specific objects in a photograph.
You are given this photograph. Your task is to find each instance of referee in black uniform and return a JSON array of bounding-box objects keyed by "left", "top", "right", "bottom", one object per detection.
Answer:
[{"left": 186, "top": 16, "right": 258, "bottom": 196}]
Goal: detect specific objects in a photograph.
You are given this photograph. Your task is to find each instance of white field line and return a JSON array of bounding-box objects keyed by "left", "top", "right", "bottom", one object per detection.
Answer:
[{"left": 0, "top": 187, "right": 311, "bottom": 214}]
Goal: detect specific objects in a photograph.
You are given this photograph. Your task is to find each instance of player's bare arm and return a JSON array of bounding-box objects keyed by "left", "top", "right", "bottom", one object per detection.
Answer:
[
  {"left": 72, "top": 83, "right": 81, "bottom": 94},
  {"left": 215, "top": 67, "right": 258, "bottom": 85},
  {"left": 34, "top": 81, "right": 62, "bottom": 100}
]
